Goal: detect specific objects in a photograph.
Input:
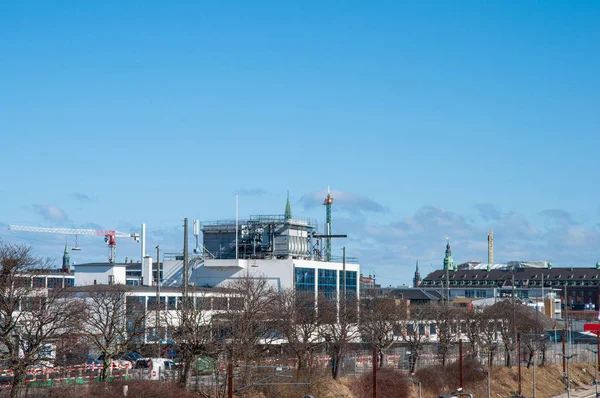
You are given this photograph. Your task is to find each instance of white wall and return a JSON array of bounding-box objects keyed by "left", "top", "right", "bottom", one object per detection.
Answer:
[{"left": 74, "top": 264, "right": 127, "bottom": 286}]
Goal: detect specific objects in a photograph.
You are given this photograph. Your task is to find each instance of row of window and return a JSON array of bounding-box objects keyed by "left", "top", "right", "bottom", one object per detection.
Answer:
[
  {"left": 125, "top": 296, "right": 242, "bottom": 312},
  {"left": 425, "top": 279, "right": 600, "bottom": 287},
  {"left": 295, "top": 267, "right": 358, "bottom": 298}
]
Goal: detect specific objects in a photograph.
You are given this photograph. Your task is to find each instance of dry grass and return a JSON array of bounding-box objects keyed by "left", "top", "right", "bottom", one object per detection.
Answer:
[
  {"left": 4, "top": 363, "right": 599, "bottom": 397},
  {"left": 345, "top": 368, "right": 412, "bottom": 398}
]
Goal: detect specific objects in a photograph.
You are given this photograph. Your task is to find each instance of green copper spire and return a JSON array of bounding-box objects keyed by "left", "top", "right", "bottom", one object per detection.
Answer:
[
  {"left": 284, "top": 191, "right": 292, "bottom": 220},
  {"left": 443, "top": 239, "right": 454, "bottom": 271}
]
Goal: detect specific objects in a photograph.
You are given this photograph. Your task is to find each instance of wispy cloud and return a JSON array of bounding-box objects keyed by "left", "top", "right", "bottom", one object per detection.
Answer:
[
  {"left": 236, "top": 188, "right": 268, "bottom": 197},
  {"left": 30, "top": 205, "right": 69, "bottom": 224},
  {"left": 330, "top": 203, "right": 600, "bottom": 286},
  {"left": 72, "top": 193, "right": 93, "bottom": 203},
  {"left": 474, "top": 203, "right": 502, "bottom": 221},
  {"left": 539, "top": 209, "right": 576, "bottom": 226},
  {"left": 299, "top": 189, "right": 387, "bottom": 214}
]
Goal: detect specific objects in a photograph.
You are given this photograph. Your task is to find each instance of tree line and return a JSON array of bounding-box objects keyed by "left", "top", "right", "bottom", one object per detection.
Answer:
[{"left": 0, "top": 242, "right": 551, "bottom": 397}]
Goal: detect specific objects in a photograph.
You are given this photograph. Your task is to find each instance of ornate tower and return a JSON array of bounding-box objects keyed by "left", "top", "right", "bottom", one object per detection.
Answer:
[
  {"left": 62, "top": 241, "right": 70, "bottom": 273},
  {"left": 413, "top": 261, "right": 421, "bottom": 287},
  {"left": 443, "top": 240, "right": 454, "bottom": 271},
  {"left": 284, "top": 191, "right": 292, "bottom": 220}
]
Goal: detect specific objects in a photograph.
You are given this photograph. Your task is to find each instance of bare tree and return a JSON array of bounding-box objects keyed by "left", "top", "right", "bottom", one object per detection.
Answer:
[
  {"left": 397, "top": 303, "right": 429, "bottom": 374},
  {"left": 479, "top": 306, "right": 500, "bottom": 366},
  {"left": 460, "top": 306, "right": 484, "bottom": 360},
  {"left": 319, "top": 293, "right": 359, "bottom": 379},
  {"left": 0, "top": 242, "right": 83, "bottom": 398},
  {"left": 272, "top": 289, "right": 323, "bottom": 374},
  {"left": 359, "top": 297, "right": 402, "bottom": 369},
  {"left": 212, "top": 276, "right": 278, "bottom": 390},
  {"left": 428, "top": 302, "right": 457, "bottom": 366},
  {"left": 80, "top": 284, "right": 147, "bottom": 381},
  {"left": 162, "top": 289, "right": 220, "bottom": 390}
]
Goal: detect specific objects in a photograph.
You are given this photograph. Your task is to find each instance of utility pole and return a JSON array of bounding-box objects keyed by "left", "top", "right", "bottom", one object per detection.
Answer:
[
  {"left": 459, "top": 339, "right": 464, "bottom": 391},
  {"left": 562, "top": 329, "right": 566, "bottom": 373},
  {"left": 517, "top": 333, "right": 521, "bottom": 396},
  {"left": 155, "top": 245, "right": 161, "bottom": 357},
  {"left": 227, "top": 361, "right": 234, "bottom": 398},
  {"left": 342, "top": 247, "right": 346, "bottom": 310},
  {"left": 183, "top": 218, "right": 189, "bottom": 298},
  {"left": 372, "top": 347, "right": 377, "bottom": 398}
]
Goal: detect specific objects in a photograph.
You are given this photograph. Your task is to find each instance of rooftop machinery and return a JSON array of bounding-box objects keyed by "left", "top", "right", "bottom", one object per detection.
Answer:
[{"left": 7, "top": 225, "right": 140, "bottom": 263}]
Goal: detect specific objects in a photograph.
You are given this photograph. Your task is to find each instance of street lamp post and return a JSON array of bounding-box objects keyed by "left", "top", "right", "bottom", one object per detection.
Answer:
[
  {"left": 521, "top": 358, "right": 536, "bottom": 398},
  {"left": 475, "top": 368, "right": 491, "bottom": 398},
  {"left": 558, "top": 353, "right": 577, "bottom": 398},
  {"left": 403, "top": 377, "right": 422, "bottom": 398},
  {"left": 587, "top": 347, "right": 598, "bottom": 398}
]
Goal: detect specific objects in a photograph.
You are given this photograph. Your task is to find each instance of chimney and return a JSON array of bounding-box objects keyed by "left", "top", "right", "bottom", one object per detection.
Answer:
[{"left": 142, "top": 256, "right": 153, "bottom": 286}]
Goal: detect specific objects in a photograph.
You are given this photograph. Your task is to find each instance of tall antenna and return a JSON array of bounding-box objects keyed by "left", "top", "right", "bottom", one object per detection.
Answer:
[
  {"left": 323, "top": 187, "right": 334, "bottom": 261},
  {"left": 488, "top": 229, "right": 494, "bottom": 270}
]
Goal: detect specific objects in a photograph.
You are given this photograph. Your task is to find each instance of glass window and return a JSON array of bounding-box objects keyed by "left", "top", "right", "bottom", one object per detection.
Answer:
[
  {"left": 33, "top": 277, "right": 45, "bottom": 288},
  {"left": 430, "top": 324, "right": 436, "bottom": 335},
  {"left": 47, "top": 278, "right": 62, "bottom": 289},
  {"left": 295, "top": 268, "right": 315, "bottom": 295},
  {"left": 318, "top": 269, "right": 337, "bottom": 300},
  {"left": 196, "top": 296, "right": 211, "bottom": 310},
  {"left": 167, "top": 297, "right": 176, "bottom": 310},
  {"left": 213, "top": 297, "right": 228, "bottom": 310},
  {"left": 339, "top": 271, "right": 357, "bottom": 297},
  {"left": 65, "top": 278, "right": 74, "bottom": 287},
  {"left": 229, "top": 297, "right": 244, "bottom": 311}
]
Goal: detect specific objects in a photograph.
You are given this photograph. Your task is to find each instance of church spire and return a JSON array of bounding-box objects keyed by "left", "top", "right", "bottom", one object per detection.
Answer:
[
  {"left": 443, "top": 239, "right": 455, "bottom": 271},
  {"left": 284, "top": 191, "right": 292, "bottom": 220},
  {"left": 413, "top": 260, "right": 421, "bottom": 287},
  {"left": 62, "top": 240, "right": 70, "bottom": 273}
]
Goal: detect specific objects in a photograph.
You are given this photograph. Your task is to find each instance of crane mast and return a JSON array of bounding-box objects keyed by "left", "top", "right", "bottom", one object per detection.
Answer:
[
  {"left": 323, "top": 187, "right": 334, "bottom": 262},
  {"left": 8, "top": 225, "right": 140, "bottom": 263},
  {"left": 487, "top": 229, "right": 494, "bottom": 271}
]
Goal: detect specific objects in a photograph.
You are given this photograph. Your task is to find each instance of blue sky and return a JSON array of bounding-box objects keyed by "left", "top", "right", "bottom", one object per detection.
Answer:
[{"left": 1, "top": 1, "right": 599, "bottom": 286}]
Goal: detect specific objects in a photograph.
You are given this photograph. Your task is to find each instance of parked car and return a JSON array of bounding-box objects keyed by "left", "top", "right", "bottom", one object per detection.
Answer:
[{"left": 132, "top": 358, "right": 177, "bottom": 381}]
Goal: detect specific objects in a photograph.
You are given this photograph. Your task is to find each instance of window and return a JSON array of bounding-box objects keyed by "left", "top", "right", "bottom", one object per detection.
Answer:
[
  {"left": 339, "top": 271, "right": 357, "bottom": 297},
  {"left": 48, "top": 277, "right": 63, "bottom": 289},
  {"left": 33, "top": 277, "right": 45, "bottom": 288},
  {"left": 295, "top": 268, "right": 315, "bottom": 295},
  {"left": 65, "top": 278, "right": 74, "bottom": 287},
  {"left": 167, "top": 297, "right": 176, "bottom": 310},
  {"left": 318, "top": 269, "right": 337, "bottom": 300},
  {"left": 196, "top": 296, "right": 211, "bottom": 310},
  {"left": 229, "top": 297, "right": 244, "bottom": 311},
  {"left": 465, "top": 290, "right": 475, "bottom": 298},
  {"left": 213, "top": 297, "right": 228, "bottom": 310},
  {"left": 148, "top": 296, "right": 165, "bottom": 311}
]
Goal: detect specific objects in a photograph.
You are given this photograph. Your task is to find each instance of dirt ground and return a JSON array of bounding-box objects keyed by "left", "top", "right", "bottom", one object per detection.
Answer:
[{"left": 413, "top": 362, "right": 597, "bottom": 398}]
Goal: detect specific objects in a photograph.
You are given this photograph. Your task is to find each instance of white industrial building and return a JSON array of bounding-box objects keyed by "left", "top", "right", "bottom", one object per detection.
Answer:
[{"left": 71, "top": 195, "right": 360, "bottom": 302}]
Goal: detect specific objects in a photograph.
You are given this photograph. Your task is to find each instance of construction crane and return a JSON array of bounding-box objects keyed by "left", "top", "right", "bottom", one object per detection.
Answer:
[{"left": 8, "top": 225, "right": 140, "bottom": 263}]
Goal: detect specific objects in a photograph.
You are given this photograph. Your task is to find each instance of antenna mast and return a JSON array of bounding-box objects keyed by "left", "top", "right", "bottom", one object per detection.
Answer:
[{"left": 323, "top": 187, "right": 334, "bottom": 262}]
